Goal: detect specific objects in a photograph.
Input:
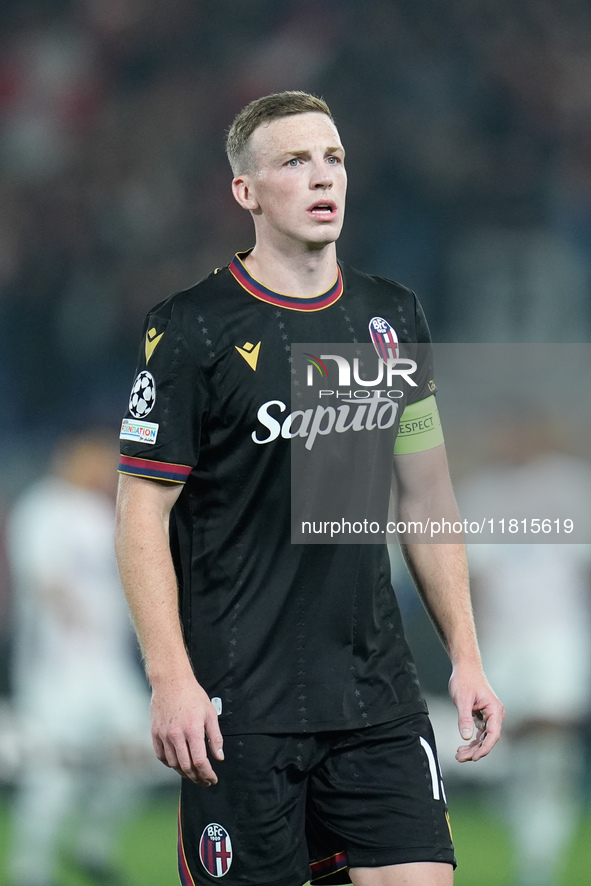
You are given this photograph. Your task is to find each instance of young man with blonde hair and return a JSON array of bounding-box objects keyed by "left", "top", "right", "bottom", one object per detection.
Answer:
[{"left": 116, "top": 90, "right": 503, "bottom": 886}]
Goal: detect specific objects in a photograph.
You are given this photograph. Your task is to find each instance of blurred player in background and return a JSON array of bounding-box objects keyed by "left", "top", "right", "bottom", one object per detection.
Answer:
[
  {"left": 6, "top": 430, "right": 151, "bottom": 886},
  {"left": 459, "top": 415, "right": 591, "bottom": 886},
  {"left": 116, "top": 91, "right": 504, "bottom": 886}
]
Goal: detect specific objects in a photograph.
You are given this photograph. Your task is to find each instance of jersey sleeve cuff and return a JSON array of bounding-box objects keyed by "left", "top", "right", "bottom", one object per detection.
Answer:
[
  {"left": 394, "top": 394, "right": 444, "bottom": 455},
  {"left": 118, "top": 455, "right": 192, "bottom": 484}
]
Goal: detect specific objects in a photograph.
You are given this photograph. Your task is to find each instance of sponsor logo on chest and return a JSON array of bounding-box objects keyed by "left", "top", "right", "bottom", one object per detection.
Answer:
[{"left": 252, "top": 319, "right": 417, "bottom": 450}]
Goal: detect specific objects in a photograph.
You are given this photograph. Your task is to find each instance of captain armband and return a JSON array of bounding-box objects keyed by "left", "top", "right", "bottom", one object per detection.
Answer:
[{"left": 393, "top": 395, "right": 444, "bottom": 455}]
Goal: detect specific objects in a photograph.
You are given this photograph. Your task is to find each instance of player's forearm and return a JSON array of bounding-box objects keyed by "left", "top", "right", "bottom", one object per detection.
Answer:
[
  {"left": 400, "top": 541, "right": 481, "bottom": 668},
  {"left": 394, "top": 446, "right": 483, "bottom": 668},
  {"left": 115, "top": 475, "right": 194, "bottom": 686}
]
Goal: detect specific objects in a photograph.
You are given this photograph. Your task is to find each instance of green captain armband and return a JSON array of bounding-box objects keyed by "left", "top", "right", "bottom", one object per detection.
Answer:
[{"left": 394, "top": 395, "right": 444, "bottom": 455}]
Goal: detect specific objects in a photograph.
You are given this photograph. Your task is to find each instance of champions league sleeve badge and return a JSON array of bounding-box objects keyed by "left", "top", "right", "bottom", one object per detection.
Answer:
[
  {"left": 199, "top": 823, "right": 233, "bottom": 878},
  {"left": 129, "top": 370, "right": 156, "bottom": 418},
  {"left": 369, "top": 317, "right": 399, "bottom": 363}
]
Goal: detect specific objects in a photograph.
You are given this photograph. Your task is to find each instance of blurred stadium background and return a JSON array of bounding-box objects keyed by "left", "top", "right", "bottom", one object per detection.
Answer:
[{"left": 0, "top": 1, "right": 590, "bottom": 884}]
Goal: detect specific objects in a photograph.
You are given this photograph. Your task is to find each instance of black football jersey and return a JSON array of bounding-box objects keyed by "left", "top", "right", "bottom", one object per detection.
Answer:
[{"left": 119, "top": 253, "right": 437, "bottom": 733}]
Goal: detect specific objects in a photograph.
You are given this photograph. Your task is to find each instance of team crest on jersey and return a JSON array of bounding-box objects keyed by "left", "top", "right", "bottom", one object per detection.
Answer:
[
  {"left": 129, "top": 371, "right": 156, "bottom": 418},
  {"left": 369, "top": 317, "right": 399, "bottom": 363},
  {"left": 199, "top": 823, "right": 233, "bottom": 878}
]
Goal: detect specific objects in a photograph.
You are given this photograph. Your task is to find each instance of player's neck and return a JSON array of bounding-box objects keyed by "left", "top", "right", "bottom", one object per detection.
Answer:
[{"left": 243, "top": 241, "right": 338, "bottom": 298}]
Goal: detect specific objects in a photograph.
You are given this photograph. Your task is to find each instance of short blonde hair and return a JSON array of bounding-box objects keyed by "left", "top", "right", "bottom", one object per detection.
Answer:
[{"left": 225, "top": 90, "right": 334, "bottom": 176}]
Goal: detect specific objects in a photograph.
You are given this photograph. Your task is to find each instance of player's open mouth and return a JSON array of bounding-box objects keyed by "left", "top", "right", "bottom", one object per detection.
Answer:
[{"left": 308, "top": 201, "right": 337, "bottom": 218}]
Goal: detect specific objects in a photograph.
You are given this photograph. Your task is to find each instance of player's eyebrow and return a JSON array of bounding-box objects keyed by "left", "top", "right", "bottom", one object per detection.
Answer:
[{"left": 279, "top": 146, "right": 345, "bottom": 158}]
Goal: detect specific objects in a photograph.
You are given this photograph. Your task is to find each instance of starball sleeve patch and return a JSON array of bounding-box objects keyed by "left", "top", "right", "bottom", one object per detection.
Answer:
[{"left": 128, "top": 371, "right": 156, "bottom": 418}]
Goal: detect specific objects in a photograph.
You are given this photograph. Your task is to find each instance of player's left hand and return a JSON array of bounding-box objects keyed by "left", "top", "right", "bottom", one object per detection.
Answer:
[{"left": 449, "top": 663, "right": 505, "bottom": 762}]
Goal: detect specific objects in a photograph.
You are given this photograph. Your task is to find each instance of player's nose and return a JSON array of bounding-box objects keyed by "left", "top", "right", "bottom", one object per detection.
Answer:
[{"left": 309, "top": 158, "right": 333, "bottom": 189}]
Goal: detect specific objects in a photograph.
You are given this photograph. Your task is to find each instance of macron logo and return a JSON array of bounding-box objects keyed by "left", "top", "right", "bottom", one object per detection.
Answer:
[{"left": 235, "top": 341, "right": 261, "bottom": 371}]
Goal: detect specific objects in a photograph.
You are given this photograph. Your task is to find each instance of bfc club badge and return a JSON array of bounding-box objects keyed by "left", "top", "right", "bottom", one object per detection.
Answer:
[
  {"left": 369, "top": 316, "right": 399, "bottom": 363},
  {"left": 199, "top": 823, "right": 233, "bottom": 878}
]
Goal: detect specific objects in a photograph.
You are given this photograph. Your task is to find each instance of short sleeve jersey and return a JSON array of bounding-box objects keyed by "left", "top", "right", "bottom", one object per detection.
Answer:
[{"left": 119, "top": 254, "right": 440, "bottom": 734}]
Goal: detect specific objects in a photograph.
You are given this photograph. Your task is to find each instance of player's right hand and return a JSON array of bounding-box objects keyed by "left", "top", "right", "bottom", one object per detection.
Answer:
[{"left": 150, "top": 677, "right": 224, "bottom": 785}]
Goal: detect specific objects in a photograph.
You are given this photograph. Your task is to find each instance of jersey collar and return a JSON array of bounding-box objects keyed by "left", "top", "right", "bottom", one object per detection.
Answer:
[{"left": 228, "top": 250, "right": 343, "bottom": 312}]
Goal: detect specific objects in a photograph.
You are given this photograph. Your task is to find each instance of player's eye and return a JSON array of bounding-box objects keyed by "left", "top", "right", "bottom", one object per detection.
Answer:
[
  {"left": 326, "top": 155, "right": 341, "bottom": 165},
  {"left": 286, "top": 158, "right": 301, "bottom": 167}
]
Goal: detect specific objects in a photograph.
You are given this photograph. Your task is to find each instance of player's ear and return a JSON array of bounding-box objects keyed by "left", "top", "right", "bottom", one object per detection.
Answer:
[{"left": 232, "top": 175, "right": 259, "bottom": 212}]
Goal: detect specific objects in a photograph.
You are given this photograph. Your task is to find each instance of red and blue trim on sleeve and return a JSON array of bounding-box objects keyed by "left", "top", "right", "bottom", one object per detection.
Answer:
[
  {"left": 229, "top": 251, "right": 343, "bottom": 312},
  {"left": 118, "top": 455, "right": 192, "bottom": 484}
]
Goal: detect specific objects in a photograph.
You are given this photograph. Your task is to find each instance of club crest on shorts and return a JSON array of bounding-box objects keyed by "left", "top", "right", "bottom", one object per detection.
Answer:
[
  {"left": 199, "top": 823, "right": 233, "bottom": 878},
  {"left": 369, "top": 317, "right": 399, "bottom": 363}
]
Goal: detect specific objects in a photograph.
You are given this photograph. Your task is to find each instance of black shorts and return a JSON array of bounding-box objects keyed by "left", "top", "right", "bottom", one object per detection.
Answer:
[{"left": 178, "top": 712, "right": 455, "bottom": 886}]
